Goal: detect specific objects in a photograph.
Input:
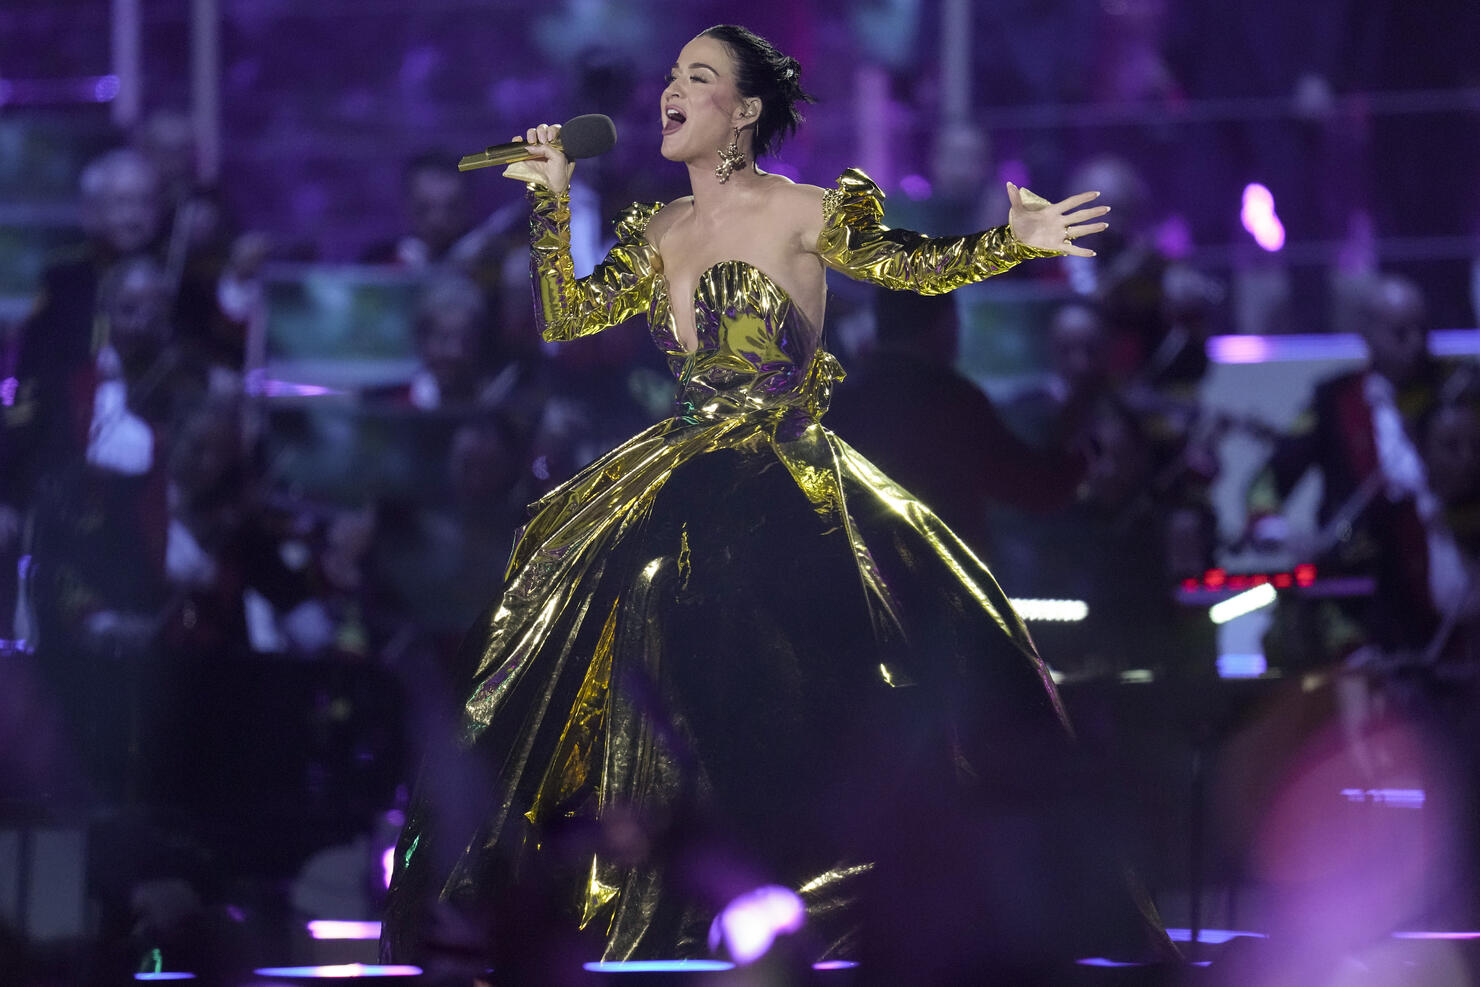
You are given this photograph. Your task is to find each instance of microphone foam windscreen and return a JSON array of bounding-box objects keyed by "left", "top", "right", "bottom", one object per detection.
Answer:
[{"left": 559, "top": 114, "right": 618, "bottom": 159}]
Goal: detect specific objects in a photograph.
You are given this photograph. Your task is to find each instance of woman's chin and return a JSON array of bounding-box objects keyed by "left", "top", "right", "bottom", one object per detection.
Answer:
[{"left": 659, "top": 136, "right": 690, "bottom": 163}]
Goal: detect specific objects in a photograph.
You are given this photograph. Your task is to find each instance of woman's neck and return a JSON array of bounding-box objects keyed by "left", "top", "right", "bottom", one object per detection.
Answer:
[{"left": 684, "top": 158, "right": 763, "bottom": 217}]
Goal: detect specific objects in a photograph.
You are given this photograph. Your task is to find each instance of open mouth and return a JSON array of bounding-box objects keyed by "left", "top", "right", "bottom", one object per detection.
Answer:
[{"left": 662, "top": 106, "right": 686, "bottom": 135}]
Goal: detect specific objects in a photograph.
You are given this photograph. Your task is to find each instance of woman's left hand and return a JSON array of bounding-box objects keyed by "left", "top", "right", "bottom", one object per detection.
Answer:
[{"left": 1006, "top": 183, "right": 1110, "bottom": 257}]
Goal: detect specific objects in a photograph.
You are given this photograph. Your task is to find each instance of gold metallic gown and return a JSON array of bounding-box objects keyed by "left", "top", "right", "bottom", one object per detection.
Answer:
[{"left": 383, "top": 170, "right": 1092, "bottom": 966}]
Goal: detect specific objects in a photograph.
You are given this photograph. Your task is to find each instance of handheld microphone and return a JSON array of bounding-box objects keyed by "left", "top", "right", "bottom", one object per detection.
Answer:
[{"left": 457, "top": 114, "right": 618, "bottom": 172}]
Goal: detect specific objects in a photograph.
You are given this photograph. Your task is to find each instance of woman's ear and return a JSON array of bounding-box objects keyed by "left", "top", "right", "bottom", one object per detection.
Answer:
[{"left": 734, "top": 97, "right": 762, "bottom": 127}]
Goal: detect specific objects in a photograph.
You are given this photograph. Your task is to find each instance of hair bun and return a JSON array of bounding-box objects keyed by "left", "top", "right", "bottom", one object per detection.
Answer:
[{"left": 700, "top": 25, "right": 815, "bottom": 159}]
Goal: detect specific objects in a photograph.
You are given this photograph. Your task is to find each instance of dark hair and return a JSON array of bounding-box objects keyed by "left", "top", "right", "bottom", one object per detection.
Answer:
[{"left": 700, "top": 25, "right": 814, "bottom": 158}]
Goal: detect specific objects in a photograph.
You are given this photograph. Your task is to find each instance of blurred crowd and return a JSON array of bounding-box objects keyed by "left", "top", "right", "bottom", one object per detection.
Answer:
[{"left": 3, "top": 92, "right": 1480, "bottom": 981}]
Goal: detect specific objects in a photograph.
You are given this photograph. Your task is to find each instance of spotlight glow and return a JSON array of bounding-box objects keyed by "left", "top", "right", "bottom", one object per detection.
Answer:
[
  {"left": 1341, "top": 788, "right": 1426, "bottom": 809},
  {"left": 1393, "top": 931, "right": 1480, "bottom": 940},
  {"left": 93, "top": 74, "right": 121, "bottom": 102},
  {"left": 1209, "top": 583, "right": 1277, "bottom": 624},
  {"left": 252, "top": 965, "right": 421, "bottom": 978},
  {"left": 134, "top": 976, "right": 196, "bottom": 982},
  {"left": 1241, "top": 183, "right": 1286, "bottom": 251},
  {"left": 899, "top": 174, "right": 933, "bottom": 200},
  {"left": 307, "top": 920, "right": 382, "bottom": 940},
  {"left": 1008, "top": 598, "right": 1088, "bottom": 622},
  {"left": 1077, "top": 958, "right": 1149, "bottom": 967},
  {"left": 1165, "top": 928, "right": 1267, "bottom": 944},
  {"left": 1217, "top": 653, "right": 1268, "bottom": 678},
  {"left": 710, "top": 885, "right": 806, "bottom": 965},
  {"left": 582, "top": 960, "right": 736, "bottom": 972},
  {"left": 382, "top": 846, "right": 395, "bottom": 888},
  {"left": 813, "top": 960, "right": 861, "bottom": 970}
]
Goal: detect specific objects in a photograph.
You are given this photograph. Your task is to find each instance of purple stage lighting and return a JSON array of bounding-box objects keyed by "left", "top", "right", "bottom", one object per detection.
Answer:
[
  {"left": 253, "top": 965, "right": 421, "bottom": 978},
  {"left": 899, "top": 174, "right": 932, "bottom": 200},
  {"left": 1165, "top": 928, "right": 1267, "bottom": 944},
  {"left": 582, "top": 960, "right": 737, "bottom": 972},
  {"left": 1241, "top": 183, "right": 1286, "bottom": 252},
  {"left": 708, "top": 884, "right": 806, "bottom": 965},
  {"left": 307, "top": 920, "right": 382, "bottom": 940}
]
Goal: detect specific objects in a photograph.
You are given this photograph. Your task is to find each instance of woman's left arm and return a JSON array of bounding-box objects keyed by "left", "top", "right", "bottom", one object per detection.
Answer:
[{"left": 809, "top": 169, "right": 1107, "bottom": 294}]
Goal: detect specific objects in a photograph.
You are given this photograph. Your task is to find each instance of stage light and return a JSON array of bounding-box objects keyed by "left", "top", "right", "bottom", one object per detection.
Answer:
[
  {"left": 1217, "top": 653, "right": 1268, "bottom": 678},
  {"left": 253, "top": 965, "right": 420, "bottom": 978},
  {"left": 1393, "top": 931, "right": 1480, "bottom": 940},
  {"left": 94, "top": 75, "right": 121, "bottom": 102},
  {"left": 709, "top": 885, "right": 806, "bottom": 965},
  {"left": 1341, "top": 788, "right": 1425, "bottom": 809},
  {"left": 813, "top": 960, "right": 860, "bottom": 970},
  {"left": 1208, "top": 330, "right": 1480, "bottom": 366},
  {"left": 382, "top": 847, "right": 395, "bottom": 888},
  {"left": 307, "top": 920, "right": 382, "bottom": 940},
  {"left": 582, "top": 960, "right": 736, "bottom": 972},
  {"left": 1209, "top": 583, "right": 1277, "bottom": 624},
  {"left": 1165, "top": 928, "right": 1267, "bottom": 944},
  {"left": 1077, "top": 958, "right": 1148, "bottom": 967},
  {"left": 134, "top": 976, "right": 196, "bottom": 982},
  {"left": 1241, "top": 183, "right": 1285, "bottom": 251},
  {"left": 1008, "top": 598, "right": 1088, "bottom": 622},
  {"left": 1205, "top": 335, "right": 1274, "bottom": 364},
  {"left": 898, "top": 174, "right": 932, "bottom": 200},
  {"left": 1, "top": 376, "right": 17, "bottom": 406}
]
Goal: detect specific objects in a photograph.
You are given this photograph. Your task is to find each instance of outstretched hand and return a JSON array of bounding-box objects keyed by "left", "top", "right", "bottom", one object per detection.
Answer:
[
  {"left": 502, "top": 123, "right": 575, "bottom": 194},
  {"left": 1006, "top": 183, "right": 1109, "bottom": 257}
]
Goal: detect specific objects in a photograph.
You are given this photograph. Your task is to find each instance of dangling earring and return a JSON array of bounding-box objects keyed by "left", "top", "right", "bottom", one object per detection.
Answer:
[{"left": 715, "top": 128, "right": 745, "bottom": 183}]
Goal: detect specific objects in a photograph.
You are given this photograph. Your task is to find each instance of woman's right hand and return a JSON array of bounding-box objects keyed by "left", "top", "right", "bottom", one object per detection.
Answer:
[{"left": 502, "top": 122, "right": 574, "bottom": 194}]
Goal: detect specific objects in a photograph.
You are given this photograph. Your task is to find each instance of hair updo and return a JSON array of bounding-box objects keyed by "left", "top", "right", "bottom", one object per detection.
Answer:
[{"left": 699, "top": 24, "right": 815, "bottom": 159}]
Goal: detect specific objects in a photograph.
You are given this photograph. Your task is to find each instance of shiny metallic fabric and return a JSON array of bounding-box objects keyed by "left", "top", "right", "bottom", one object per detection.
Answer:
[{"left": 384, "top": 170, "right": 1078, "bottom": 965}]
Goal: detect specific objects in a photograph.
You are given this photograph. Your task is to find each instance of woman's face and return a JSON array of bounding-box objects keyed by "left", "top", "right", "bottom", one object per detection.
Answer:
[{"left": 659, "top": 35, "right": 751, "bottom": 164}]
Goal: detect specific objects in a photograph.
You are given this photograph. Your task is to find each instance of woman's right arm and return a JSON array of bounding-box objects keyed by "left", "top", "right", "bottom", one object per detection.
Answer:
[
  {"left": 508, "top": 122, "right": 659, "bottom": 343},
  {"left": 528, "top": 186, "right": 660, "bottom": 343}
]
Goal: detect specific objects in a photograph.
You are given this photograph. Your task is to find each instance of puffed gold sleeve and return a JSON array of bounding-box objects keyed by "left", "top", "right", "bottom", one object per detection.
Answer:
[
  {"left": 529, "top": 184, "right": 663, "bottom": 342},
  {"left": 815, "top": 168, "right": 1063, "bottom": 294}
]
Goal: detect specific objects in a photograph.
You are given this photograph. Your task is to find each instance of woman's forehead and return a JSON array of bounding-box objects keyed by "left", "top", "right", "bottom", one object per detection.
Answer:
[{"left": 675, "top": 35, "right": 732, "bottom": 73}]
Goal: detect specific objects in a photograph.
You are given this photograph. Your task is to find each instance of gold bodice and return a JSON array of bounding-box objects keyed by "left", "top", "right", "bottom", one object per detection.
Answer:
[{"left": 528, "top": 168, "right": 1061, "bottom": 428}]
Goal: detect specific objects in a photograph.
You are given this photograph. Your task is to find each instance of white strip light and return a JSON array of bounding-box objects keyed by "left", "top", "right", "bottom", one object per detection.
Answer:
[
  {"left": 1009, "top": 598, "right": 1088, "bottom": 623},
  {"left": 1341, "top": 788, "right": 1425, "bottom": 809},
  {"left": 1209, "top": 584, "right": 1277, "bottom": 625},
  {"left": 1217, "top": 653, "right": 1268, "bottom": 678},
  {"left": 307, "top": 920, "right": 382, "bottom": 940}
]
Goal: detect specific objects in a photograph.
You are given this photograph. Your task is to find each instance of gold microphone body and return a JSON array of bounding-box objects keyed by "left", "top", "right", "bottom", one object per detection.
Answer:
[
  {"left": 458, "top": 114, "right": 616, "bottom": 172},
  {"left": 458, "top": 138, "right": 564, "bottom": 173}
]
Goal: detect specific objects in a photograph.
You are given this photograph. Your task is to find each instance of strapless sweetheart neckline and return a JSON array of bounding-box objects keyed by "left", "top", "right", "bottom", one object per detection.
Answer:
[{"left": 656, "top": 257, "right": 797, "bottom": 357}]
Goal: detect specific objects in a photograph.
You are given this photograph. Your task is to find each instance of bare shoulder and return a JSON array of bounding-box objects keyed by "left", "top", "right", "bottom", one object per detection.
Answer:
[
  {"left": 766, "top": 180, "right": 830, "bottom": 252},
  {"left": 769, "top": 177, "right": 828, "bottom": 209},
  {"left": 645, "top": 197, "right": 693, "bottom": 243}
]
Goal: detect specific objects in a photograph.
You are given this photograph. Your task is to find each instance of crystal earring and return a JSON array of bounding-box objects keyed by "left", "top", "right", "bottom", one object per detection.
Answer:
[{"left": 715, "top": 128, "right": 745, "bottom": 183}]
